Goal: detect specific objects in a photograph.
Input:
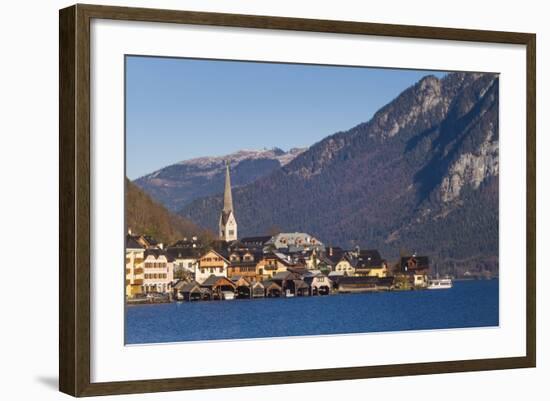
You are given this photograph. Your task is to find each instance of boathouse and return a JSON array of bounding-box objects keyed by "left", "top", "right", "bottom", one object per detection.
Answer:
[
  {"left": 251, "top": 281, "right": 265, "bottom": 298},
  {"left": 179, "top": 281, "right": 203, "bottom": 301},
  {"left": 263, "top": 280, "right": 283, "bottom": 297},
  {"left": 233, "top": 276, "right": 253, "bottom": 299},
  {"left": 303, "top": 272, "right": 332, "bottom": 295},
  {"left": 200, "top": 275, "right": 237, "bottom": 300}
]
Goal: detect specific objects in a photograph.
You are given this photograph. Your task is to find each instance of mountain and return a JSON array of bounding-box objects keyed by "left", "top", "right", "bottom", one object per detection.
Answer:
[
  {"left": 125, "top": 178, "right": 212, "bottom": 244},
  {"left": 134, "top": 147, "right": 306, "bottom": 212},
  {"left": 180, "top": 72, "right": 499, "bottom": 276}
]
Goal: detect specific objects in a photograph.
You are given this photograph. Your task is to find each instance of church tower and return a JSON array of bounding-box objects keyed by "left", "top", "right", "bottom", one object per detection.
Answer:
[{"left": 219, "top": 161, "right": 238, "bottom": 241}]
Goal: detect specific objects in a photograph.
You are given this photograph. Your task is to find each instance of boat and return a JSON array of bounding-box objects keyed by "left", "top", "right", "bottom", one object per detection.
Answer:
[
  {"left": 427, "top": 278, "right": 453, "bottom": 289},
  {"left": 221, "top": 291, "right": 235, "bottom": 300},
  {"left": 284, "top": 289, "right": 295, "bottom": 298}
]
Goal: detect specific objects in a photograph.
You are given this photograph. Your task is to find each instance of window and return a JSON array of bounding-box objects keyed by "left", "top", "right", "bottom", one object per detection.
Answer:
[{"left": 229, "top": 230, "right": 234, "bottom": 235}]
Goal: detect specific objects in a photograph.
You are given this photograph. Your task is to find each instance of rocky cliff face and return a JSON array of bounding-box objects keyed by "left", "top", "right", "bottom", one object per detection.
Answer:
[
  {"left": 179, "top": 72, "right": 499, "bottom": 275},
  {"left": 134, "top": 147, "right": 306, "bottom": 211}
]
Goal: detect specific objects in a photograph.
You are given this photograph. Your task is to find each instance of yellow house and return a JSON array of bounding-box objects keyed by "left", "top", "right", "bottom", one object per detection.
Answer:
[
  {"left": 196, "top": 249, "right": 229, "bottom": 283},
  {"left": 334, "top": 255, "right": 355, "bottom": 276},
  {"left": 256, "top": 252, "right": 292, "bottom": 280},
  {"left": 366, "top": 263, "right": 388, "bottom": 278},
  {"left": 125, "top": 235, "right": 145, "bottom": 298},
  {"left": 354, "top": 250, "right": 387, "bottom": 278}
]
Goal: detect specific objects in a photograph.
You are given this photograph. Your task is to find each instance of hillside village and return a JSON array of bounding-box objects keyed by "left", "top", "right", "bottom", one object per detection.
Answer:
[{"left": 126, "top": 161, "right": 435, "bottom": 303}]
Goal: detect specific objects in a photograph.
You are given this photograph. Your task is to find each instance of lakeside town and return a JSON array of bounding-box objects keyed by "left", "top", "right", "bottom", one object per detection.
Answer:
[{"left": 126, "top": 162, "right": 452, "bottom": 304}]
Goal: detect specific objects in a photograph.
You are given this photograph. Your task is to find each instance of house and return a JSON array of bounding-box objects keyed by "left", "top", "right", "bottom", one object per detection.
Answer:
[
  {"left": 354, "top": 250, "right": 388, "bottom": 277},
  {"left": 196, "top": 249, "right": 229, "bottom": 284},
  {"left": 200, "top": 275, "right": 237, "bottom": 300},
  {"left": 255, "top": 252, "right": 294, "bottom": 280},
  {"left": 266, "top": 232, "right": 324, "bottom": 252},
  {"left": 142, "top": 248, "right": 174, "bottom": 294},
  {"left": 125, "top": 234, "right": 145, "bottom": 298},
  {"left": 333, "top": 253, "right": 356, "bottom": 276},
  {"left": 291, "top": 249, "right": 322, "bottom": 269},
  {"left": 303, "top": 271, "right": 332, "bottom": 295},
  {"left": 400, "top": 255, "right": 429, "bottom": 288},
  {"left": 227, "top": 249, "right": 262, "bottom": 280},
  {"left": 165, "top": 247, "right": 199, "bottom": 279}
]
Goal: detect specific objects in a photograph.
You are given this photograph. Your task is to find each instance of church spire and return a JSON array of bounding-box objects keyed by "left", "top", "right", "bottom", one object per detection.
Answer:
[
  {"left": 219, "top": 160, "right": 238, "bottom": 241},
  {"left": 223, "top": 160, "right": 233, "bottom": 213}
]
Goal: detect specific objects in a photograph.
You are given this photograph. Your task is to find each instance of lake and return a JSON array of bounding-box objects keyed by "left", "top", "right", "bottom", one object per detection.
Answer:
[{"left": 125, "top": 279, "right": 499, "bottom": 344}]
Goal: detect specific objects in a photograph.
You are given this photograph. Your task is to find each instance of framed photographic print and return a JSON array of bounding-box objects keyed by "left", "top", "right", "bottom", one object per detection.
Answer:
[{"left": 59, "top": 4, "right": 536, "bottom": 397}]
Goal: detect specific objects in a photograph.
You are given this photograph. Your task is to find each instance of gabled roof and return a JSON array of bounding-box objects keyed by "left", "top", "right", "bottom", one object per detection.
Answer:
[
  {"left": 263, "top": 281, "right": 282, "bottom": 290},
  {"left": 173, "top": 279, "right": 193, "bottom": 290},
  {"left": 286, "top": 266, "right": 309, "bottom": 275},
  {"left": 400, "top": 256, "right": 429, "bottom": 271},
  {"left": 142, "top": 235, "right": 159, "bottom": 246},
  {"left": 126, "top": 235, "right": 144, "bottom": 249},
  {"left": 200, "top": 275, "right": 236, "bottom": 289},
  {"left": 234, "top": 277, "right": 252, "bottom": 287},
  {"left": 326, "top": 250, "right": 353, "bottom": 265},
  {"left": 144, "top": 248, "right": 174, "bottom": 261},
  {"left": 293, "top": 279, "right": 309, "bottom": 289},
  {"left": 200, "top": 275, "right": 225, "bottom": 287},
  {"left": 272, "top": 271, "right": 303, "bottom": 281},
  {"left": 229, "top": 249, "right": 263, "bottom": 261},
  {"left": 199, "top": 248, "right": 230, "bottom": 263},
  {"left": 170, "top": 238, "right": 203, "bottom": 248},
  {"left": 239, "top": 236, "right": 272, "bottom": 246},
  {"left": 355, "top": 250, "right": 384, "bottom": 269},
  {"left": 166, "top": 247, "right": 199, "bottom": 260}
]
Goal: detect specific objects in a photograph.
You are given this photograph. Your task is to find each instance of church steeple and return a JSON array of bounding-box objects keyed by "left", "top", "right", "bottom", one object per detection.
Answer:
[
  {"left": 219, "top": 160, "right": 237, "bottom": 241},
  {"left": 223, "top": 160, "right": 233, "bottom": 213}
]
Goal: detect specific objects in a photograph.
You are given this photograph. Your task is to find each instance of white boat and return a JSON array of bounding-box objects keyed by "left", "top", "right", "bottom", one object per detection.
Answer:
[
  {"left": 427, "top": 278, "right": 453, "bottom": 289},
  {"left": 284, "top": 289, "right": 295, "bottom": 298},
  {"left": 221, "top": 291, "right": 235, "bottom": 300}
]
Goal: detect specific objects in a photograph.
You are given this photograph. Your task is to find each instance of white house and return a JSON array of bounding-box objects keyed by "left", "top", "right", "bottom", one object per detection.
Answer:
[{"left": 142, "top": 250, "right": 174, "bottom": 294}]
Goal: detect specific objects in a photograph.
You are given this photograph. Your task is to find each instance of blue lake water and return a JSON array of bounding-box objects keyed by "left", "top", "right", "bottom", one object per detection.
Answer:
[{"left": 125, "top": 279, "right": 499, "bottom": 344}]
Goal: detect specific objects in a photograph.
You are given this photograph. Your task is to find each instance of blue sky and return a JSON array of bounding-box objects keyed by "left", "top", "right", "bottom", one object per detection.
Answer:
[{"left": 126, "top": 56, "right": 447, "bottom": 179}]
